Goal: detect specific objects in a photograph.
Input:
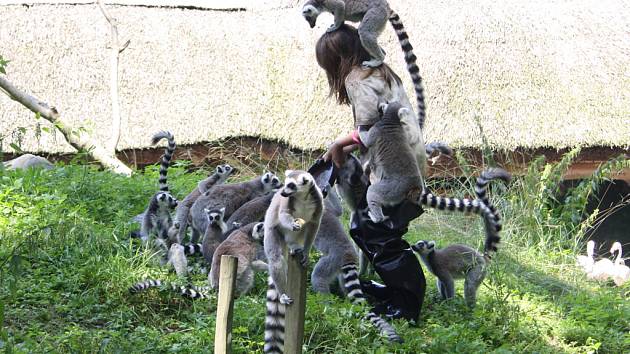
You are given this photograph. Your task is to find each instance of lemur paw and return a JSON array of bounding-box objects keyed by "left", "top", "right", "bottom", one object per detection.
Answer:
[
  {"left": 326, "top": 24, "right": 340, "bottom": 33},
  {"left": 290, "top": 248, "right": 309, "bottom": 268},
  {"left": 279, "top": 294, "right": 294, "bottom": 305},
  {"left": 361, "top": 59, "right": 384, "bottom": 68},
  {"left": 292, "top": 218, "right": 305, "bottom": 231}
]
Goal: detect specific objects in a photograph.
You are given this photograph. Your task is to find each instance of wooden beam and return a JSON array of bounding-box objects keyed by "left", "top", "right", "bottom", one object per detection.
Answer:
[
  {"left": 214, "top": 255, "right": 238, "bottom": 354},
  {"left": 283, "top": 249, "right": 307, "bottom": 354}
]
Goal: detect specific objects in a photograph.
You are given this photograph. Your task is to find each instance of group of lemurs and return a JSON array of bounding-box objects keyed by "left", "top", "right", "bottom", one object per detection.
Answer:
[{"left": 127, "top": 0, "right": 512, "bottom": 351}]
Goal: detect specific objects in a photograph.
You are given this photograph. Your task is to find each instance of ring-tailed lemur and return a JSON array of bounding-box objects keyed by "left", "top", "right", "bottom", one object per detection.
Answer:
[
  {"left": 313, "top": 189, "right": 402, "bottom": 343},
  {"left": 409, "top": 168, "right": 510, "bottom": 306},
  {"left": 412, "top": 241, "right": 488, "bottom": 307},
  {"left": 129, "top": 279, "right": 210, "bottom": 299},
  {"left": 302, "top": 0, "right": 427, "bottom": 128},
  {"left": 172, "top": 164, "right": 234, "bottom": 244},
  {"left": 264, "top": 170, "right": 324, "bottom": 354},
  {"left": 189, "top": 172, "right": 282, "bottom": 243},
  {"left": 136, "top": 131, "right": 179, "bottom": 245},
  {"left": 361, "top": 102, "right": 423, "bottom": 224},
  {"left": 209, "top": 222, "right": 267, "bottom": 296},
  {"left": 201, "top": 207, "right": 228, "bottom": 265}
]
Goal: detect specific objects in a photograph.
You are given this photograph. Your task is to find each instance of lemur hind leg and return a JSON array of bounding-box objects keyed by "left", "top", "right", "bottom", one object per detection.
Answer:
[{"left": 358, "top": 7, "right": 389, "bottom": 68}]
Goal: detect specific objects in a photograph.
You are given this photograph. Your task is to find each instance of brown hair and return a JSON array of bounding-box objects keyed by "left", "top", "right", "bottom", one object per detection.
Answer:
[{"left": 315, "top": 24, "right": 400, "bottom": 105}]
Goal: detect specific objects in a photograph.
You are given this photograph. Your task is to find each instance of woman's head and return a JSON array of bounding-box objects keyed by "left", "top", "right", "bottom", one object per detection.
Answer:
[{"left": 316, "top": 24, "right": 396, "bottom": 105}]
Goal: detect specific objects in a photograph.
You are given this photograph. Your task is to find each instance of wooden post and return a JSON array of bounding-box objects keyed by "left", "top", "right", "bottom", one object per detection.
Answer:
[
  {"left": 283, "top": 250, "right": 307, "bottom": 354},
  {"left": 214, "top": 255, "right": 238, "bottom": 354}
]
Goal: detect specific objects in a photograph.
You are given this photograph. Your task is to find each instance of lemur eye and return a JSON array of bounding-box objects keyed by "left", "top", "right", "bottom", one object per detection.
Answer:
[{"left": 287, "top": 182, "right": 296, "bottom": 189}]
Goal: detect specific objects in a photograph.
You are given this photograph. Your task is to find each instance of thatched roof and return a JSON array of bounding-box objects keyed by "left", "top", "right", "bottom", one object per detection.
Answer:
[{"left": 1, "top": 0, "right": 628, "bottom": 154}]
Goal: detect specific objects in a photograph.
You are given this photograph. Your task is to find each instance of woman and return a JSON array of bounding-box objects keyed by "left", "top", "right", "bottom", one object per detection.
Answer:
[{"left": 316, "top": 24, "right": 427, "bottom": 323}]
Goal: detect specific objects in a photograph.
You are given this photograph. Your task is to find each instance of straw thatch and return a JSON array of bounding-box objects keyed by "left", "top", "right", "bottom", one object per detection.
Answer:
[{"left": 1, "top": 0, "right": 628, "bottom": 154}]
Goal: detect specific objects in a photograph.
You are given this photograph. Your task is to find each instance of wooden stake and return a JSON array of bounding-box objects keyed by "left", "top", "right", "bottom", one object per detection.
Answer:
[
  {"left": 283, "top": 250, "right": 307, "bottom": 354},
  {"left": 214, "top": 255, "right": 238, "bottom": 354}
]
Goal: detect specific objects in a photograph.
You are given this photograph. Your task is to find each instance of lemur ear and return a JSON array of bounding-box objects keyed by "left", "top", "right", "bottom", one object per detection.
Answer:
[
  {"left": 398, "top": 107, "right": 410, "bottom": 120},
  {"left": 284, "top": 170, "right": 293, "bottom": 177},
  {"left": 427, "top": 240, "right": 436, "bottom": 248},
  {"left": 377, "top": 101, "right": 389, "bottom": 115},
  {"left": 219, "top": 207, "right": 226, "bottom": 214},
  {"left": 216, "top": 165, "right": 223, "bottom": 173}
]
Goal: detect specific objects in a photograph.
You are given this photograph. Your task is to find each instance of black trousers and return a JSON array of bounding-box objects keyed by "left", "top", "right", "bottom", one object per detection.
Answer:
[{"left": 349, "top": 199, "right": 426, "bottom": 322}]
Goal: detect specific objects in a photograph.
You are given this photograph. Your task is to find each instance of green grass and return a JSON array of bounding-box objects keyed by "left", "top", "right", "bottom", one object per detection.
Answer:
[{"left": 0, "top": 159, "right": 628, "bottom": 353}]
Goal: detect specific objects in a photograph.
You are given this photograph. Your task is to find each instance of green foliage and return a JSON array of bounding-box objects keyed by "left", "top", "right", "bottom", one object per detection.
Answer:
[
  {"left": 0, "top": 55, "right": 8, "bottom": 74},
  {"left": 0, "top": 158, "right": 628, "bottom": 353}
]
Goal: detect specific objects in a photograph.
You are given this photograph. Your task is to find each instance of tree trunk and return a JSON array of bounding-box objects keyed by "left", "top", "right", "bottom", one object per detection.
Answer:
[
  {"left": 98, "top": 0, "right": 128, "bottom": 154},
  {"left": 0, "top": 76, "right": 132, "bottom": 175}
]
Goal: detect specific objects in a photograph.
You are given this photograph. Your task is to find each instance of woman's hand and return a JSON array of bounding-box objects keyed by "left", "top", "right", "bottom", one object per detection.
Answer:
[{"left": 323, "top": 142, "right": 346, "bottom": 168}]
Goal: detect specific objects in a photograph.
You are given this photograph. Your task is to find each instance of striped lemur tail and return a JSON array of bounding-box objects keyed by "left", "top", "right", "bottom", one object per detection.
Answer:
[
  {"left": 181, "top": 243, "right": 202, "bottom": 256},
  {"left": 474, "top": 167, "right": 511, "bottom": 257},
  {"left": 264, "top": 277, "right": 285, "bottom": 354},
  {"left": 389, "top": 12, "right": 426, "bottom": 130},
  {"left": 340, "top": 263, "right": 403, "bottom": 343},
  {"left": 128, "top": 279, "right": 209, "bottom": 299},
  {"left": 151, "top": 131, "right": 176, "bottom": 192}
]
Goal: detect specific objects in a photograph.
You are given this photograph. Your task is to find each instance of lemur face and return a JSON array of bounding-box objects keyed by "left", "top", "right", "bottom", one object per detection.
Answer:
[
  {"left": 281, "top": 170, "right": 315, "bottom": 197},
  {"left": 157, "top": 192, "right": 178, "bottom": 209},
  {"left": 204, "top": 207, "right": 225, "bottom": 225},
  {"left": 411, "top": 240, "right": 435, "bottom": 255},
  {"left": 302, "top": 3, "right": 321, "bottom": 28},
  {"left": 261, "top": 172, "right": 282, "bottom": 192},
  {"left": 216, "top": 164, "right": 234, "bottom": 178},
  {"left": 252, "top": 222, "right": 265, "bottom": 244}
]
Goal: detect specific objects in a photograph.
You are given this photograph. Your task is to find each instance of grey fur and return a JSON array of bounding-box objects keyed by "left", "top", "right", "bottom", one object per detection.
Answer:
[
  {"left": 224, "top": 193, "right": 274, "bottom": 235},
  {"left": 189, "top": 172, "right": 281, "bottom": 243},
  {"left": 201, "top": 207, "right": 228, "bottom": 265},
  {"left": 172, "top": 164, "right": 234, "bottom": 244},
  {"left": 412, "top": 241, "right": 488, "bottom": 307},
  {"left": 209, "top": 222, "right": 267, "bottom": 295},
  {"left": 264, "top": 170, "right": 324, "bottom": 354},
  {"left": 363, "top": 102, "right": 423, "bottom": 223},
  {"left": 166, "top": 243, "right": 188, "bottom": 278}
]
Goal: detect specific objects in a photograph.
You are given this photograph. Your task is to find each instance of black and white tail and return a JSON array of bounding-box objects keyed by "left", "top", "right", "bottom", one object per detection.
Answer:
[
  {"left": 364, "top": 311, "right": 403, "bottom": 343},
  {"left": 389, "top": 12, "right": 426, "bottom": 129},
  {"left": 340, "top": 263, "right": 402, "bottom": 343},
  {"left": 151, "top": 131, "right": 176, "bottom": 192},
  {"left": 128, "top": 279, "right": 209, "bottom": 299},
  {"left": 181, "top": 243, "right": 202, "bottom": 256},
  {"left": 340, "top": 263, "right": 366, "bottom": 304},
  {"left": 264, "top": 276, "right": 285, "bottom": 354},
  {"left": 474, "top": 167, "right": 511, "bottom": 256},
  {"left": 413, "top": 190, "right": 500, "bottom": 254}
]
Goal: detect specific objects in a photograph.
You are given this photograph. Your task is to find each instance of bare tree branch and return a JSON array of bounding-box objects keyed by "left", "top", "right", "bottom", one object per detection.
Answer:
[
  {"left": 98, "top": 0, "right": 125, "bottom": 154},
  {"left": 0, "top": 75, "right": 132, "bottom": 176}
]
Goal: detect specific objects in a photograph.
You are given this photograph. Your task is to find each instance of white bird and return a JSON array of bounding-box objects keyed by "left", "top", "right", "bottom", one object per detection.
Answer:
[
  {"left": 577, "top": 240, "right": 595, "bottom": 273},
  {"left": 587, "top": 242, "right": 615, "bottom": 281},
  {"left": 610, "top": 242, "right": 630, "bottom": 286}
]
